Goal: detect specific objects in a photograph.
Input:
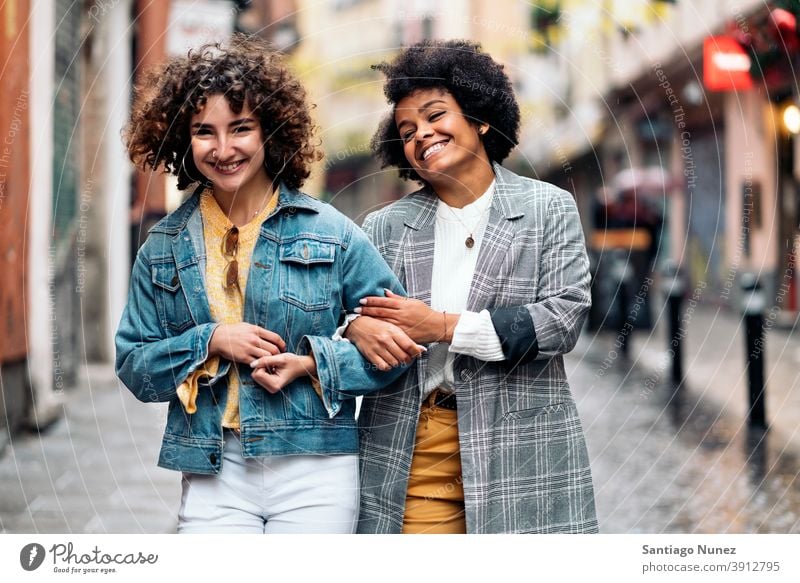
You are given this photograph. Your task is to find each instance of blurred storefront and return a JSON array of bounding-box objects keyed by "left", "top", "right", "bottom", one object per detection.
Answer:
[
  {"left": 0, "top": 0, "right": 130, "bottom": 444},
  {"left": 522, "top": 0, "right": 800, "bottom": 324},
  {"left": 0, "top": 0, "right": 32, "bottom": 448},
  {"left": 602, "top": 47, "right": 728, "bottom": 302},
  {"left": 717, "top": 3, "right": 800, "bottom": 321}
]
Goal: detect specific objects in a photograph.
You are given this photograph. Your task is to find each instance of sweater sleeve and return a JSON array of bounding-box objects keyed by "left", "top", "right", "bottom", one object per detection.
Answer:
[{"left": 448, "top": 309, "right": 505, "bottom": 361}]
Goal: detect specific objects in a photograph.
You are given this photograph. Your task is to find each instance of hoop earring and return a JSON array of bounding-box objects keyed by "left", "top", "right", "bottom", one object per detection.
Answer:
[{"left": 181, "top": 153, "right": 211, "bottom": 187}]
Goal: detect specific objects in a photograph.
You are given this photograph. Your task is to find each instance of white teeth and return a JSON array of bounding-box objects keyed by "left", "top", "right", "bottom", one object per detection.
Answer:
[
  {"left": 217, "top": 161, "right": 242, "bottom": 172},
  {"left": 422, "top": 142, "right": 446, "bottom": 160}
]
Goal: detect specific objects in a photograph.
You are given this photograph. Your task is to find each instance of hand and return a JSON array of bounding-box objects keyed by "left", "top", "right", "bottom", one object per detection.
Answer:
[
  {"left": 209, "top": 323, "right": 286, "bottom": 365},
  {"left": 344, "top": 315, "right": 426, "bottom": 371},
  {"left": 355, "top": 289, "right": 454, "bottom": 344},
  {"left": 249, "top": 353, "right": 316, "bottom": 394}
]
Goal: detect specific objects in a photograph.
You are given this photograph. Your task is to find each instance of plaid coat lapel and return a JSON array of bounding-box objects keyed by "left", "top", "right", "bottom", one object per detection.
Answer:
[
  {"left": 401, "top": 190, "right": 438, "bottom": 389},
  {"left": 401, "top": 190, "right": 437, "bottom": 303},
  {"left": 466, "top": 163, "right": 525, "bottom": 312}
]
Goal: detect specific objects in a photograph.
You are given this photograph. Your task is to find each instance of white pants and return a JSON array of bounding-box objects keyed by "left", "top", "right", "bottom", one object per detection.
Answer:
[{"left": 177, "top": 432, "right": 359, "bottom": 533}]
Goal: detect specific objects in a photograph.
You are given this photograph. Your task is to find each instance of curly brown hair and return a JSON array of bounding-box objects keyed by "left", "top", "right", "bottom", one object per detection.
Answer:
[{"left": 125, "top": 34, "right": 321, "bottom": 191}]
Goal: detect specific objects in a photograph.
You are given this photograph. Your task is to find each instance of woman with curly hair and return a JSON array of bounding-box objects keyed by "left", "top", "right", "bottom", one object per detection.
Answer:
[
  {"left": 345, "top": 39, "right": 598, "bottom": 533},
  {"left": 115, "top": 35, "right": 418, "bottom": 533}
]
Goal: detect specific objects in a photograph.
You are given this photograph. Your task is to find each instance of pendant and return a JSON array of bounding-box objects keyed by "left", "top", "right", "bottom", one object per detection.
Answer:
[{"left": 465, "top": 235, "right": 475, "bottom": 249}]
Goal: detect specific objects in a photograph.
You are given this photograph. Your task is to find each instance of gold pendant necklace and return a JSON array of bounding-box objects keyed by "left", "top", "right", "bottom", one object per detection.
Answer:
[
  {"left": 438, "top": 183, "right": 494, "bottom": 248},
  {"left": 442, "top": 203, "right": 487, "bottom": 249}
]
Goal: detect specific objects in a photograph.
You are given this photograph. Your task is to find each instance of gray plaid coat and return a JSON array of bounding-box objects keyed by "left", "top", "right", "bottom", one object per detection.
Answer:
[{"left": 356, "top": 164, "right": 598, "bottom": 533}]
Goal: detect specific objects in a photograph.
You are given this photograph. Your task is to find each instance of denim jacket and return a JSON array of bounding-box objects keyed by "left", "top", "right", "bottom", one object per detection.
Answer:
[{"left": 115, "top": 184, "right": 407, "bottom": 474}]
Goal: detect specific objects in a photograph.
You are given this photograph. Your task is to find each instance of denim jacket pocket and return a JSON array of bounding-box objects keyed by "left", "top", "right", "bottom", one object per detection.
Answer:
[
  {"left": 151, "top": 261, "right": 195, "bottom": 333},
  {"left": 278, "top": 238, "right": 336, "bottom": 311}
]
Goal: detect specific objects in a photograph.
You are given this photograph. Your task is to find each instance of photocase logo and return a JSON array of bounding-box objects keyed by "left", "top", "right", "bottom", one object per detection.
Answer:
[{"left": 20, "top": 543, "right": 46, "bottom": 571}]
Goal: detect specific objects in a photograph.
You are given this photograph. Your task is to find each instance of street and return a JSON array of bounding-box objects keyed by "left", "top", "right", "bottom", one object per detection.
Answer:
[
  {"left": 0, "top": 365, "right": 179, "bottom": 533},
  {"left": 571, "top": 333, "right": 800, "bottom": 533}
]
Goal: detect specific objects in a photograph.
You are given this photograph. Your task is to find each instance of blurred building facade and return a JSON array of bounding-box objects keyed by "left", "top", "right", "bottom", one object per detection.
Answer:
[
  {"left": 0, "top": 0, "right": 137, "bottom": 450},
  {"left": 523, "top": 0, "right": 800, "bottom": 323},
  {"left": 291, "top": 0, "right": 404, "bottom": 220},
  {"left": 0, "top": 0, "right": 32, "bottom": 450}
]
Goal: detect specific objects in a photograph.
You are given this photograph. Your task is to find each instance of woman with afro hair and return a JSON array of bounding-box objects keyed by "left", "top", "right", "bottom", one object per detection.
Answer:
[
  {"left": 345, "top": 39, "right": 598, "bottom": 533},
  {"left": 115, "top": 35, "right": 419, "bottom": 533}
]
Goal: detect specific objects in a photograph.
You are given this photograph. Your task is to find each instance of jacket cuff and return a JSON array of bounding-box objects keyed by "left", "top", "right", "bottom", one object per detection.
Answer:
[
  {"left": 192, "top": 323, "right": 231, "bottom": 382},
  {"left": 297, "top": 335, "right": 342, "bottom": 418},
  {"left": 489, "top": 306, "right": 539, "bottom": 366}
]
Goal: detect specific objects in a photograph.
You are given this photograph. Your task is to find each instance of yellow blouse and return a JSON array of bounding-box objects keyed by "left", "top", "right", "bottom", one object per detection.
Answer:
[{"left": 176, "top": 190, "right": 278, "bottom": 428}]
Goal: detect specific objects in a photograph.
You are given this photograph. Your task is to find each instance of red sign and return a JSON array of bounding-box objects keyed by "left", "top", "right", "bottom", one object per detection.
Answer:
[{"left": 704, "top": 36, "right": 753, "bottom": 91}]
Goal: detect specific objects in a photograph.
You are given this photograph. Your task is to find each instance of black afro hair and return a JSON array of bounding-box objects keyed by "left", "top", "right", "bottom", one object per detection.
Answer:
[{"left": 370, "top": 39, "right": 520, "bottom": 184}]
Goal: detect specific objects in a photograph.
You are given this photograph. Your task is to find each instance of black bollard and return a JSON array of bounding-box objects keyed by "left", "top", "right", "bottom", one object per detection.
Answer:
[
  {"left": 661, "top": 263, "right": 685, "bottom": 384},
  {"left": 740, "top": 274, "right": 767, "bottom": 429},
  {"left": 618, "top": 278, "right": 630, "bottom": 358},
  {"left": 611, "top": 250, "right": 633, "bottom": 358}
]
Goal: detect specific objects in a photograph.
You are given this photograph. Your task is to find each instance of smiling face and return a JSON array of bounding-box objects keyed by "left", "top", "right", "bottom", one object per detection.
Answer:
[
  {"left": 190, "top": 93, "right": 271, "bottom": 197},
  {"left": 395, "top": 88, "right": 489, "bottom": 187}
]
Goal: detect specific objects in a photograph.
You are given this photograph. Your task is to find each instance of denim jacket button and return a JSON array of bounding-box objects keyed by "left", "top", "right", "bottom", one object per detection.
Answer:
[
  {"left": 459, "top": 368, "right": 472, "bottom": 382},
  {"left": 209, "top": 453, "right": 217, "bottom": 465},
  {"left": 171, "top": 275, "right": 179, "bottom": 287}
]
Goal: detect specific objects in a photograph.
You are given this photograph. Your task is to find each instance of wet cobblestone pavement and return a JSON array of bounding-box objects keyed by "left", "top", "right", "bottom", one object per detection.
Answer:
[
  {"left": 570, "top": 334, "right": 800, "bottom": 533},
  {"left": 0, "top": 365, "right": 179, "bottom": 533}
]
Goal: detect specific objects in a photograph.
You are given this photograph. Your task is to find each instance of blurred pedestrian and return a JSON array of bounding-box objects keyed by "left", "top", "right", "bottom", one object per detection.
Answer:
[
  {"left": 116, "top": 35, "right": 418, "bottom": 533},
  {"left": 345, "top": 39, "right": 598, "bottom": 533}
]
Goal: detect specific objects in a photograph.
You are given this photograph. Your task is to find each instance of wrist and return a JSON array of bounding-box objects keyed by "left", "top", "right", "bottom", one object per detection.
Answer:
[
  {"left": 423, "top": 311, "right": 448, "bottom": 344},
  {"left": 300, "top": 354, "right": 318, "bottom": 379},
  {"left": 208, "top": 325, "right": 222, "bottom": 357},
  {"left": 342, "top": 322, "right": 358, "bottom": 342},
  {"left": 440, "top": 312, "right": 459, "bottom": 343}
]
